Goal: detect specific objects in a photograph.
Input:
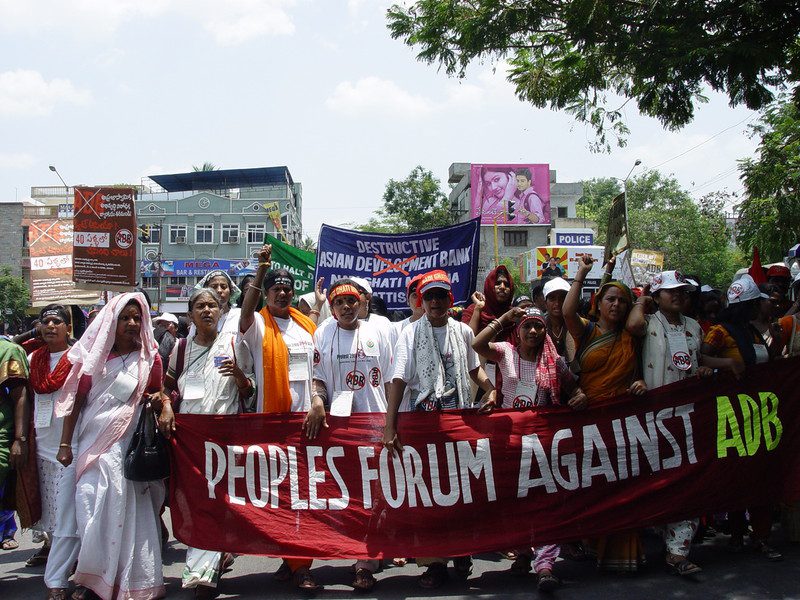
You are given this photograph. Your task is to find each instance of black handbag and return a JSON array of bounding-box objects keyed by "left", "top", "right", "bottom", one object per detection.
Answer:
[{"left": 124, "top": 403, "right": 171, "bottom": 481}]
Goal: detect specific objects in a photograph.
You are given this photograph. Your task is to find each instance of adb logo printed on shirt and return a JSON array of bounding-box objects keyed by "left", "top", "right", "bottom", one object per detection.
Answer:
[
  {"left": 512, "top": 396, "right": 534, "bottom": 408},
  {"left": 346, "top": 370, "right": 365, "bottom": 390},
  {"left": 369, "top": 367, "right": 382, "bottom": 388},
  {"left": 672, "top": 351, "right": 692, "bottom": 370}
]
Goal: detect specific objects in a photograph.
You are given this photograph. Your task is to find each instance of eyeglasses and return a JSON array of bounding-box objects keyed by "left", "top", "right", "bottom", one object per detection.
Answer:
[{"left": 422, "top": 289, "right": 449, "bottom": 301}]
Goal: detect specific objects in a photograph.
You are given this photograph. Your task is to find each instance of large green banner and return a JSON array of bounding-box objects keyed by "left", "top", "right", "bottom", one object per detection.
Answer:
[{"left": 265, "top": 234, "right": 315, "bottom": 295}]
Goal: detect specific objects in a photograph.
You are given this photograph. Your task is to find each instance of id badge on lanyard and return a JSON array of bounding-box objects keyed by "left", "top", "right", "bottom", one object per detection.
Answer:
[
  {"left": 289, "top": 351, "right": 310, "bottom": 382},
  {"left": 34, "top": 394, "right": 54, "bottom": 428},
  {"left": 330, "top": 390, "right": 354, "bottom": 417},
  {"left": 666, "top": 329, "right": 692, "bottom": 371},
  {"left": 108, "top": 367, "right": 139, "bottom": 404},
  {"left": 183, "top": 370, "right": 205, "bottom": 401}
]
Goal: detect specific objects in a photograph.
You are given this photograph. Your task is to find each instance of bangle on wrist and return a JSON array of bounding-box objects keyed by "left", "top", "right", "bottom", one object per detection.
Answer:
[
  {"left": 309, "top": 309, "right": 320, "bottom": 315},
  {"left": 59, "top": 443, "right": 71, "bottom": 448},
  {"left": 258, "top": 260, "right": 271, "bottom": 267},
  {"left": 574, "top": 278, "right": 584, "bottom": 285}
]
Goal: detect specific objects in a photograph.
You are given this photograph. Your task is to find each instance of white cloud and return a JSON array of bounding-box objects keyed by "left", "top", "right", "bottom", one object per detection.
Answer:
[
  {"left": 94, "top": 48, "right": 127, "bottom": 68},
  {"left": 0, "top": 0, "right": 169, "bottom": 32},
  {"left": 325, "top": 77, "right": 436, "bottom": 118},
  {"left": 0, "top": 0, "right": 296, "bottom": 45},
  {"left": 325, "top": 67, "right": 520, "bottom": 119},
  {"left": 0, "top": 70, "right": 92, "bottom": 117},
  {"left": 195, "top": 0, "right": 295, "bottom": 45},
  {"left": 0, "top": 152, "right": 35, "bottom": 169}
]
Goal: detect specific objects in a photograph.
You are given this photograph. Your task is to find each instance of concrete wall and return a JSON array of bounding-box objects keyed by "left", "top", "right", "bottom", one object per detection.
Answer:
[{"left": 0, "top": 203, "right": 24, "bottom": 276}]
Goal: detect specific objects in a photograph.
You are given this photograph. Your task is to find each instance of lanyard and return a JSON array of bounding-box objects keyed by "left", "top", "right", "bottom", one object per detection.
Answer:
[
  {"left": 186, "top": 339, "right": 212, "bottom": 373},
  {"left": 654, "top": 311, "right": 685, "bottom": 335},
  {"left": 434, "top": 325, "right": 452, "bottom": 382},
  {"left": 332, "top": 323, "right": 360, "bottom": 393}
]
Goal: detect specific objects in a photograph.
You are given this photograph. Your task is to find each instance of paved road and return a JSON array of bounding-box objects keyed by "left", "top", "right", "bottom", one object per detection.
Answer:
[{"left": 2, "top": 516, "right": 799, "bottom": 599}]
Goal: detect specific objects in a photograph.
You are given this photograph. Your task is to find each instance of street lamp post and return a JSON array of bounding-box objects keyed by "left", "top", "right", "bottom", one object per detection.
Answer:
[{"left": 48, "top": 165, "right": 70, "bottom": 202}]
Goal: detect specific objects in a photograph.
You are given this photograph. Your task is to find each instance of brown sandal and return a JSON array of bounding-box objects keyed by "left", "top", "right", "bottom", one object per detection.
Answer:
[
  {"left": 352, "top": 568, "right": 376, "bottom": 592},
  {"left": 46, "top": 588, "right": 69, "bottom": 600},
  {"left": 26, "top": 545, "right": 50, "bottom": 567},
  {"left": 293, "top": 568, "right": 319, "bottom": 591},
  {"left": 1, "top": 537, "right": 18, "bottom": 550},
  {"left": 71, "top": 587, "right": 100, "bottom": 600}
]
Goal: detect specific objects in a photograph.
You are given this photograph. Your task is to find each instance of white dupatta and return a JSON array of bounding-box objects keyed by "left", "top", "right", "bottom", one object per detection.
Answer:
[{"left": 55, "top": 292, "right": 157, "bottom": 477}]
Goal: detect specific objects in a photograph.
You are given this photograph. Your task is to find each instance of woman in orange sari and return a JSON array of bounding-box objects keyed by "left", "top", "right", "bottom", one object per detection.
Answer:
[{"left": 563, "top": 255, "right": 647, "bottom": 572}]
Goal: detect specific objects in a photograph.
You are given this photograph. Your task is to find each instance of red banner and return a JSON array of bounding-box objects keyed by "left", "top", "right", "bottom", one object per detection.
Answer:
[
  {"left": 169, "top": 358, "right": 800, "bottom": 559},
  {"left": 72, "top": 187, "right": 137, "bottom": 289}
]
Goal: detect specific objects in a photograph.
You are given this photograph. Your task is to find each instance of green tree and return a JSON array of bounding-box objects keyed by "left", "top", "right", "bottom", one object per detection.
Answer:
[
  {"left": 0, "top": 266, "right": 30, "bottom": 332},
  {"left": 387, "top": 1, "right": 800, "bottom": 150},
  {"left": 580, "top": 172, "right": 742, "bottom": 288},
  {"left": 499, "top": 257, "right": 529, "bottom": 297},
  {"left": 579, "top": 178, "right": 622, "bottom": 226},
  {"left": 737, "top": 99, "right": 800, "bottom": 262},
  {"left": 192, "top": 162, "right": 218, "bottom": 172},
  {"left": 359, "top": 166, "right": 452, "bottom": 233},
  {"left": 299, "top": 235, "right": 317, "bottom": 252}
]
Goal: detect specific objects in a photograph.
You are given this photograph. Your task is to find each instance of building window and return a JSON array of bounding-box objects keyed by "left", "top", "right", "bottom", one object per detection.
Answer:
[
  {"left": 141, "top": 276, "right": 158, "bottom": 288},
  {"left": 557, "top": 206, "right": 568, "bottom": 218},
  {"left": 247, "top": 223, "right": 266, "bottom": 244},
  {"left": 169, "top": 276, "right": 188, "bottom": 285},
  {"left": 138, "top": 224, "right": 161, "bottom": 244},
  {"left": 195, "top": 224, "right": 213, "bottom": 244},
  {"left": 169, "top": 225, "right": 187, "bottom": 244},
  {"left": 148, "top": 225, "right": 161, "bottom": 244},
  {"left": 503, "top": 230, "right": 528, "bottom": 247},
  {"left": 221, "top": 224, "right": 240, "bottom": 244}
]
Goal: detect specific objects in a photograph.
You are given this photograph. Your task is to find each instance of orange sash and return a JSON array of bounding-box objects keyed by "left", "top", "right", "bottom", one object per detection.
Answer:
[{"left": 258, "top": 307, "right": 316, "bottom": 413}]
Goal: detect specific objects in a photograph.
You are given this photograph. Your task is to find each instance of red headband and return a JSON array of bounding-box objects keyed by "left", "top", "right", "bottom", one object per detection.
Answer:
[{"left": 329, "top": 284, "right": 360, "bottom": 303}]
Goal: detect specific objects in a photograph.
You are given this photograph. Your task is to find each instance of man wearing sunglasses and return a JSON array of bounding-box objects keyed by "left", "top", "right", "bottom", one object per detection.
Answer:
[{"left": 383, "top": 269, "right": 495, "bottom": 589}]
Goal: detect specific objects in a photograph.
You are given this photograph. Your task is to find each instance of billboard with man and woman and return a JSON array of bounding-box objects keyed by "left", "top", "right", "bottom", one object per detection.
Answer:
[{"left": 469, "top": 163, "right": 551, "bottom": 226}]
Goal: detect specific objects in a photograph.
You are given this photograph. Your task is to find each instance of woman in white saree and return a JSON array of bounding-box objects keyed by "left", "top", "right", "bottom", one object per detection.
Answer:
[
  {"left": 55, "top": 292, "right": 165, "bottom": 600},
  {"left": 158, "top": 287, "right": 255, "bottom": 599}
]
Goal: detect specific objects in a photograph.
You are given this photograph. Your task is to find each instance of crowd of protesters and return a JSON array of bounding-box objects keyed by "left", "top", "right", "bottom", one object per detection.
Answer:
[{"left": 1, "top": 245, "right": 799, "bottom": 599}]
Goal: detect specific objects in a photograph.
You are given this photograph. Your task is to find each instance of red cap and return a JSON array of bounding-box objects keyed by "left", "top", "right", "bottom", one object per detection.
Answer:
[{"left": 767, "top": 265, "right": 791, "bottom": 279}]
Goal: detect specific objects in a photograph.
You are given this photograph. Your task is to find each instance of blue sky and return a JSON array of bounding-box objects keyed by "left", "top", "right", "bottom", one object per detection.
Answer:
[{"left": 1, "top": 1, "right": 759, "bottom": 241}]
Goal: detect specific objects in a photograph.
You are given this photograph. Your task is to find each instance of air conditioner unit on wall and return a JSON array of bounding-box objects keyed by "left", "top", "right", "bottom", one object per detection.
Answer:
[
  {"left": 175, "top": 236, "right": 186, "bottom": 244},
  {"left": 144, "top": 248, "right": 159, "bottom": 261}
]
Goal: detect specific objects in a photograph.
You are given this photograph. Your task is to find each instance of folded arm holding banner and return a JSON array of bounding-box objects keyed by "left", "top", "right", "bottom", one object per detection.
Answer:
[{"left": 169, "top": 358, "right": 800, "bottom": 559}]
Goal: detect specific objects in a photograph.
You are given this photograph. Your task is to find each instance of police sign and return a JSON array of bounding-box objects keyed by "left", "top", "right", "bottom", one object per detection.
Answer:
[{"left": 555, "top": 230, "right": 594, "bottom": 246}]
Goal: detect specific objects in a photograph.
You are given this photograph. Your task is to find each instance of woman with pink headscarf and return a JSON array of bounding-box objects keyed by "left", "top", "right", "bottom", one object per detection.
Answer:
[
  {"left": 54, "top": 292, "right": 165, "bottom": 600},
  {"left": 472, "top": 306, "right": 587, "bottom": 592}
]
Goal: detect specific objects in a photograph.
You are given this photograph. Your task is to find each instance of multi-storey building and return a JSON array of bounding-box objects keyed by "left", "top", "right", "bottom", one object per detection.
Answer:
[
  {"left": 447, "top": 162, "right": 582, "bottom": 287},
  {"left": 136, "top": 166, "right": 302, "bottom": 312}
]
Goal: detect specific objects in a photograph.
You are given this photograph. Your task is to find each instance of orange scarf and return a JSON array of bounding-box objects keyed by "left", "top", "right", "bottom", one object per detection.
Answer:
[{"left": 258, "top": 306, "right": 316, "bottom": 413}]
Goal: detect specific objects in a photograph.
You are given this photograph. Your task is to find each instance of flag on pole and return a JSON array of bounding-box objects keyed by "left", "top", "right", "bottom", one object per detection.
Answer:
[
  {"left": 749, "top": 246, "right": 767, "bottom": 284},
  {"left": 604, "top": 192, "right": 630, "bottom": 263},
  {"left": 264, "top": 233, "right": 316, "bottom": 295}
]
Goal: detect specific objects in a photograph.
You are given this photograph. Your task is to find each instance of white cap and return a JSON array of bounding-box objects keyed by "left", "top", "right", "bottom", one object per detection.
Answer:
[
  {"left": 650, "top": 270, "right": 695, "bottom": 293},
  {"left": 350, "top": 277, "right": 373, "bottom": 296},
  {"left": 727, "top": 274, "right": 768, "bottom": 304},
  {"left": 154, "top": 312, "right": 179, "bottom": 325},
  {"left": 543, "top": 277, "right": 571, "bottom": 299},
  {"left": 700, "top": 284, "right": 717, "bottom": 293}
]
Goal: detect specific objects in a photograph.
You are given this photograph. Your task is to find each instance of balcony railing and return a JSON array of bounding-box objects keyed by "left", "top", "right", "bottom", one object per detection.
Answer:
[{"left": 23, "top": 205, "right": 58, "bottom": 218}]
